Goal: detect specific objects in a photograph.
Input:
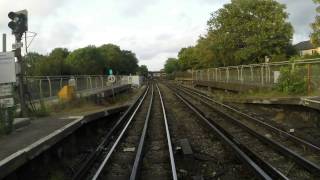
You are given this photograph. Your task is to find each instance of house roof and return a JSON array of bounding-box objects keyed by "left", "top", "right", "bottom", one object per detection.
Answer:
[{"left": 294, "top": 40, "right": 315, "bottom": 51}]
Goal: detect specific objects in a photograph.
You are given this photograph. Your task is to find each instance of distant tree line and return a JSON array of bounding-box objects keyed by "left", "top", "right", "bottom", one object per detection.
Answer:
[
  {"left": 164, "top": 0, "right": 297, "bottom": 74},
  {"left": 25, "top": 44, "right": 148, "bottom": 76}
]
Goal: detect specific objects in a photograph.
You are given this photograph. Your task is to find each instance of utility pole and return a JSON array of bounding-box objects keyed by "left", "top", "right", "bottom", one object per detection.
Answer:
[
  {"left": 16, "top": 35, "right": 27, "bottom": 116},
  {"left": 8, "top": 10, "right": 28, "bottom": 117}
]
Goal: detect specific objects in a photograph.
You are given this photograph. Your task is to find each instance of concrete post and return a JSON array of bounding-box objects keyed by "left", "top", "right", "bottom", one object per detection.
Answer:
[
  {"left": 240, "top": 66, "right": 243, "bottom": 84},
  {"left": 47, "top": 76, "right": 52, "bottom": 97},
  {"left": 2, "top": 34, "right": 6, "bottom": 52},
  {"left": 226, "top": 68, "right": 229, "bottom": 83},
  {"left": 307, "top": 64, "right": 312, "bottom": 95},
  {"left": 237, "top": 67, "right": 240, "bottom": 81},
  {"left": 101, "top": 76, "right": 104, "bottom": 88},
  {"left": 39, "top": 79, "right": 43, "bottom": 98},
  {"left": 250, "top": 66, "right": 253, "bottom": 82},
  {"left": 215, "top": 68, "right": 218, "bottom": 81},
  {"left": 261, "top": 66, "right": 264, "bottom": 85}
]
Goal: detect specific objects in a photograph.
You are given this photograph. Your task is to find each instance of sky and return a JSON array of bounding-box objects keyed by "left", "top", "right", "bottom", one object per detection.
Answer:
[{"left": 0, "top": 0, "right": 317, "bottom": 71}]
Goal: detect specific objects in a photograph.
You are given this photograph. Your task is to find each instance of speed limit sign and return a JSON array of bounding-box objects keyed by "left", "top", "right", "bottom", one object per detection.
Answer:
[{"left": 108, "top": 75, "right": 116, "bottom": 83}]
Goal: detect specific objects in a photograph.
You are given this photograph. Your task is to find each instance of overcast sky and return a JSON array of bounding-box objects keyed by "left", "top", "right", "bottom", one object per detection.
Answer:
[{"left": 0, "top": 0, "right": 317, "bottom": 71}]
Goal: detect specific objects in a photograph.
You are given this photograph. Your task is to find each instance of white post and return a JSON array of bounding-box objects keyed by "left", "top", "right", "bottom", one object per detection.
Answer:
[
  {"left": 60, "top": 77, "right": 63, "bottom": 89},
  {"left": 261, "top": 66, "right": 264, "bottom": 85},
  {"left": 39, "top": 79, "right": 43, "bottom": 98},
  {"left": 250, "top": 66, "right": 253, "bottom": 82},
  {"left": 89, "top": 76, "right": 93, "bottom": 89},
  {"left": 212, "top": 69, "right": 215, "bottom": 82},
  {"left": 226, "top": 68, "right": 229, "bottom": 83},
  {"left": 215, "top": 68, "right": 218, "bottom": 81},
  {"left": 46, "top": 76, "right": 52, "bottom": 97},
  {"left": 237, "top": 67, "right": 240, "bottom": 82},
  {"left": 101, "top": 76, "right": 104, "bottom": 88},
  {"left": 240, "top": 66, "right": 244, "bottom": 84}
]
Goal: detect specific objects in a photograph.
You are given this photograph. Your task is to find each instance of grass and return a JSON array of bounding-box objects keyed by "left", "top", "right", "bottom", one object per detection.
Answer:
[{"left": 196, "top": 87, "right": 308, "bottom": 102}]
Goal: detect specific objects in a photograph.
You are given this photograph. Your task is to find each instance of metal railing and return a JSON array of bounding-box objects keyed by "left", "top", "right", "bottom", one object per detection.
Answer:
[
  {"left": 176, "top": 58, "right": 320, "bottom": 91},
  {"left": 25, "top": 75, "right": 130, "bottom": 100}
]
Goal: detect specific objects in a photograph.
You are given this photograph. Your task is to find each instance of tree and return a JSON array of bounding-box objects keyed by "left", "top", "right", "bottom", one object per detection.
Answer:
[
  {"left": 194, "top": 35, "right": 217, "bottom": 67},
  {"left": 24, "top": 52, "right": 46, "bottom": 76},
  {"left": 66, "top": 46, "right": 105, "bottom": 75},
  {"left": 24, "top": 44, "right": 140, "bottom": 76},
  {"left": 178, "top": 47, "right": 199, "bottom": 70},
  {"left": 137, "top": 65, "right": 148, "bottom": 77},
  {"left": 48, "top": 48, "right": 69, "bottom": 75},
  {"left": 207, "top": 0, "right": 293, "bottom": 65},
  {"left": 99, "top": 44, "right": 139, "bottom": 75},
  {"left": 164, "top": 58, "right": 180, "bottom": 74},
  {"left": 311, "top": 0, "right": 320, "bottom": 46},
  {"left": 24, "top": 48, "right": 70, "bottom": 76},
  {"left": 119, "top": 50, "right": 139, "bottom": 75}
]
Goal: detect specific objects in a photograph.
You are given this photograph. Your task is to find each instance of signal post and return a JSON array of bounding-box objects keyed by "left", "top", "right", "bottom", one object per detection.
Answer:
[{"left": 7, "top": 10, "right": 28, "bottom": 116}]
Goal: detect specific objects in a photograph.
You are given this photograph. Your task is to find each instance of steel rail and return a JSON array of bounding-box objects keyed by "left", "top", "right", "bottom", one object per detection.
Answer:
[
  {"left": 179, "top": 84, "right": 320, "bottom": 153},
  {"left": 92, "top": 86, "right": 150, "bottom": 180},
  {"left": 130, "top": 85, "right": 154, "bottom": 180},
  {"left": 72, "top": 86, "right": 149, "bottom": 180},
  {"left": 156, "top": 84, "right": 178, "bottom": 180},
  {"left": 176, "top": 85, "right": 320, "bottom": 175},
  {"left": 170, "top": 86, "right": 273, "bottom": 180}
]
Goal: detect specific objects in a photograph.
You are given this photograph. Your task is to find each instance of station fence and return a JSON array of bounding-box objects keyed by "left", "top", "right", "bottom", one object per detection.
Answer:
[
  {"left": 25, "top": 75, "right": 131, "bottom": 100},
  {"left": 176, "top": 58, "right": 320, "bottom": 92}
]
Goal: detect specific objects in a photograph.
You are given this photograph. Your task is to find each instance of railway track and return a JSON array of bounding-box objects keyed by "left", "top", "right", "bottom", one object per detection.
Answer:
[
  {"left": 73, "top": 83, "right": 177, "bottom": 180},
  {"left": 159, "top": 83, "right": 258, "bottom": 179},
  {"left": 169, "top": 83, "right": 320, "bottom": 179}
]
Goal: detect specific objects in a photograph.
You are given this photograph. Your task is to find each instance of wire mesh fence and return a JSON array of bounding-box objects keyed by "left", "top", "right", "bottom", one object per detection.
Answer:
[
  {"left": 25, "top": 75, "right": 129, "bottom": 100},
  {"left": 176, "top": 58, "right": 320, "bottom": 93}
]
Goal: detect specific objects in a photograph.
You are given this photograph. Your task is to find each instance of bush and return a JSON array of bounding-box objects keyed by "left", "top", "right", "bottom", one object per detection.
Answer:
[
  {"left": 32, "top": 100, "right": 50, "bottom": 117},
  {"left": 0, "top": 107, "right": 15, "bottom": 135},
  {"left": 276, "top": 66, "right": 307, "bottom": 95}
]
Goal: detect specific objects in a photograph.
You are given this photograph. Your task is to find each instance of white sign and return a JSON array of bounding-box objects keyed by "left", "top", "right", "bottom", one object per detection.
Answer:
[
  {"left": 273, "top": 71, "right": 280, "bottom": 83},
  {"left": 108, "top": 75, "right": 116, "bottom": 83},
  {"left": 0, "top": 84, "right": 13, "bottom": 97},
  {"left": 0, "top": 97, "right": 14, "bottom": 108},
  {"left": 0, "top": 52, "right": 16, "bottom": 83},
  {"left": 12, "top": 42, "right": 23, "bottom": 49}
]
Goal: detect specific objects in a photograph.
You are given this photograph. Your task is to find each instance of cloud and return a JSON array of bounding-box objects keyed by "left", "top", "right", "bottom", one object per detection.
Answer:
[
  {"left": 277, "top": 0, "right": 317, "bottom": 43},
  {"left": 0, "top": 0, "right": 65, "bottom": 25},
  {"left": 116, "top": 0, "right": 158, "bottom": 17},
  {"left": 2, "top": 0, "right": 314, "bottom": 72},
  {"left": 0, "top": 0, "right": 66, "bottom": 52},
  {"left": 31, "top": 22, "right": 79, "bottom": 53}
]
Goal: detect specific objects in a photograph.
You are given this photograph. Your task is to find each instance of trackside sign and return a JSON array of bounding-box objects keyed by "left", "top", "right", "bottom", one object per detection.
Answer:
[{"left": 0, "top": 52, "right": 16, "bottom": 84}]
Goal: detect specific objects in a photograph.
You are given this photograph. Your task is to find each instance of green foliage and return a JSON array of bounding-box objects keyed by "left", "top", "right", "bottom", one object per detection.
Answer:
[
  {"left": 290, "top": 52, "right": 320, "bottom": 61},
  {"left": 0, "top": 107, "right": 15, "bottom": 135},
  {"left": 137, "top": 65, "right": 148, "bottom": 77},
  {"left": 311, "top": 0, "right": 320, "bottom": 46},
  {"left": 178, "top": 47, "right": 199, "bottom": 70},
  {"left": 175, "top": 0, "right": 294, "bottom": 70},
  {"left": 164, "top": 58, "right": 180, "bottom": 74},
  {"left": 99, "top": 44, "right": 139, "bottom": 75},
  {"left": 25, "top": 44, "right": 139, "bottom": 76},
  {"left": 66, "top": 46, "right": 105, "bottom": 75},
  {"left": 276, "top": 66, "right": 307, "bottom": 94},
  {"left": 32, "top": 100, "right": 50, "bottom": 117}
]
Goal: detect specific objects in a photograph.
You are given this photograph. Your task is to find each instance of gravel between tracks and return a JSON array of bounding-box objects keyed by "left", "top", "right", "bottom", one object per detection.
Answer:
[
  {"left": 159, "top": 83, "right": 254, "bottom": 180},
  {"left": 139, "top": 85, "right": 171, "bottom": 179},
  {"left": 98, "top": 89, "right": 152, "bottom": 179},
  {"left": 176, "top": 85, "right": 315, "bottom": 179}
]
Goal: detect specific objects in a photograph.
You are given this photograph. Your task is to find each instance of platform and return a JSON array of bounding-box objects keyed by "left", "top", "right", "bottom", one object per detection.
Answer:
[
  {"left": 0, "top": 85, "right": 145, "bottom": 179},
  {"left": 0, "top": 105, "right": 128, "bottom": 179}
]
